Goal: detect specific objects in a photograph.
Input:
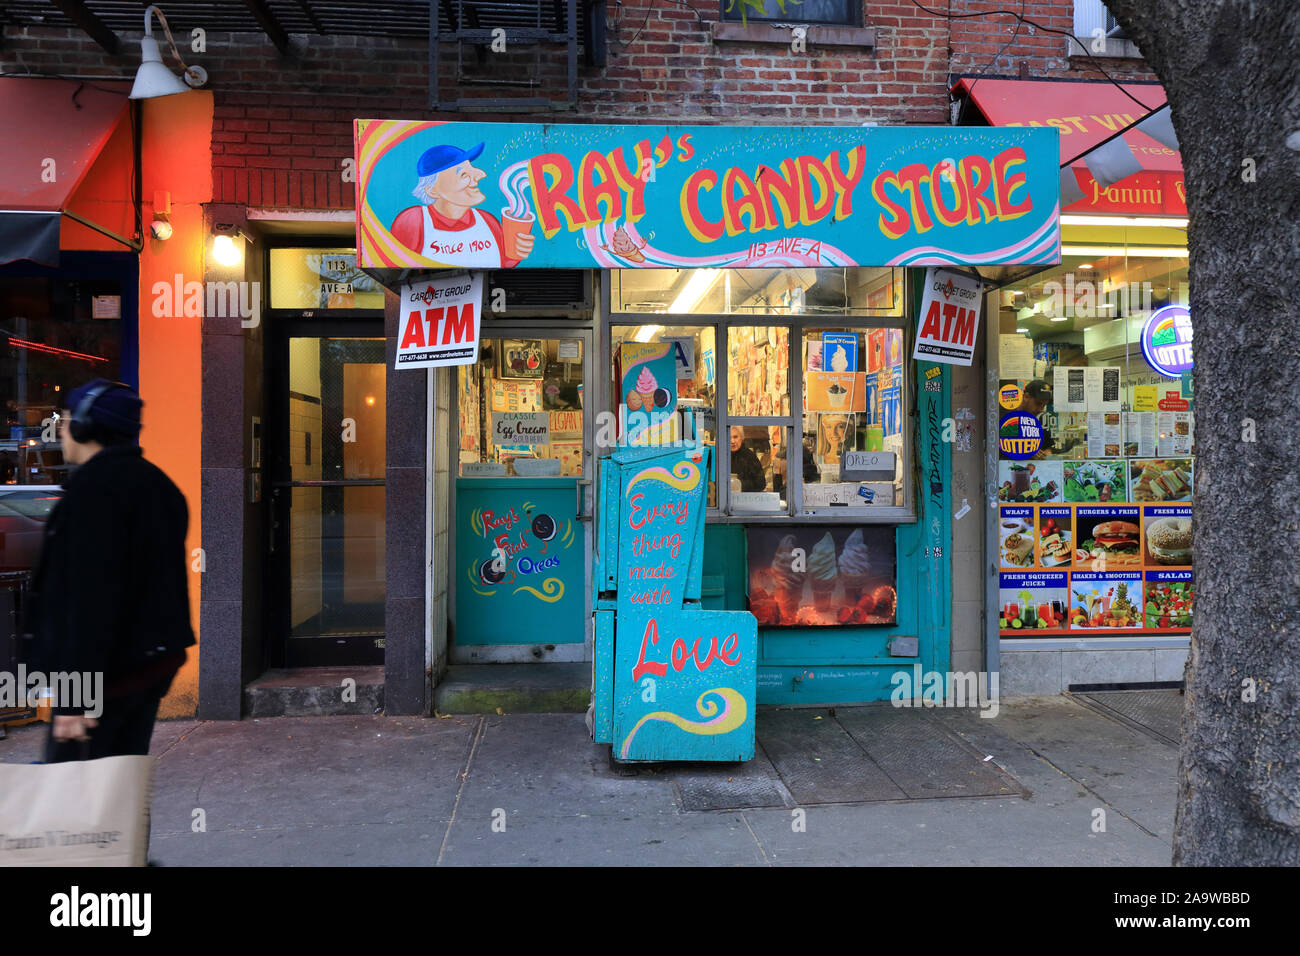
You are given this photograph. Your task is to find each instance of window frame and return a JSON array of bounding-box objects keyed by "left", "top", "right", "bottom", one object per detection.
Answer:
[
  {"left": 603, "top": 270, "right": 915, "bottom": 525},
  {"left": 718, "top": 0, "right": 863, "bottom": 28}
]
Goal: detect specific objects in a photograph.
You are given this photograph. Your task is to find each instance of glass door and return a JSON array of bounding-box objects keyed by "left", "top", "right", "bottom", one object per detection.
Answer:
[
  {"left": 270, "top": 332, "right": 387, "bottom": 666},
  {"left": 451, "top": 329, "right": 592, "bottom": 661}
]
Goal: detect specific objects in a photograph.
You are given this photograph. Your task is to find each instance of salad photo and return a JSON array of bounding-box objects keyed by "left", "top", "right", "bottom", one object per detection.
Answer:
[
  {"left": 1063, "top": 459, "right": 1126, "bottom": 502},
  {"left": 1146, "top": 579, "right": 1194, "bottom": 628}
]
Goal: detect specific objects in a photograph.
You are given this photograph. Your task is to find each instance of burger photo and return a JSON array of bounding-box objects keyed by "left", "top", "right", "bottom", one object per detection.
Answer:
[{"left": 1076, "top": 520, "right": 1141, "bottom": 568}]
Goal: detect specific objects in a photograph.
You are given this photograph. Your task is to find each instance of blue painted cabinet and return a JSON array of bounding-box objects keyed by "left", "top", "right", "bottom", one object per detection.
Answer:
[{"left": 593, "top": 445, "right": 757, "bottom": 761}]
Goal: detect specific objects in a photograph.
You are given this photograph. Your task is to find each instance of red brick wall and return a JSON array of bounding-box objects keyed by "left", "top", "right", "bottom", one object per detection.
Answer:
[{"left": 2, "top": 0, "right": 1159, "bottom": 211}]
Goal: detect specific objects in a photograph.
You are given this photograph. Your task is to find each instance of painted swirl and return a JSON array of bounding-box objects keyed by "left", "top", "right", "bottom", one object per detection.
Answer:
[
  {"left": 619, "top": 687, "right": 748, "bottom": 759},
  {"left": 513, "top": 576, "right": 564, "bottom": 603},
  {"left": 626, "top": 459, "right": 701, "bottom": 493}
]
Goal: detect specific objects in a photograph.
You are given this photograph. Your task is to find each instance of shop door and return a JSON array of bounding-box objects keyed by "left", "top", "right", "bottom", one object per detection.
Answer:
[
  {"left": 452, "top": 330, "right": 592, "bottom": 661},
  {"left": 269, "top": 328, "right": 387, "bottom": 666}
]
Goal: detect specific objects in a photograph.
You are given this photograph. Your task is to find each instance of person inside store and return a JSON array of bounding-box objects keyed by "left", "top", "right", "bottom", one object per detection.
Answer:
[
  {"left": 1016, "top": 379, "right": 1061, "bottom": 460},
  {"left": 730, "top": 426, "right": 766, "bottom": 492},
  {"left": 773, "top": 438, "right": 819, "bottom": 496}
]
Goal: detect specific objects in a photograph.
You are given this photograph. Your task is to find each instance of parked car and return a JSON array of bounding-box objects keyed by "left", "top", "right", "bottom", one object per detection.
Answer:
[{"left": 0, "top": 486, "right": 62, "bottom": 573}]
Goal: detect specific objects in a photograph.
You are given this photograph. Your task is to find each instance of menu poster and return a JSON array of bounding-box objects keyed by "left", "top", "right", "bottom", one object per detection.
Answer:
[
  {"left": 1053, "top": 366, "right": 1087, "bottom": 412},
  {"left": 1145, "top": 569, "right": 1194, "bottom": 629},
  {"left": 1037, "top": 505, "right": 1073, "bottom": 567},
  {"left": 1069, "top": 570, "right": 1144, "bottom": 629},
  {"left": 1085, "top": 411, "right": 1123, "bottom": 458},
  {"left": 998, "top": 506, "right": 1035, "bottom": 568},
  {"left": 1083, "top": 366, "right": 1122, "bottom": 412},
  {"left": 1063, "top": 458, "right": 1126, "bottom": 502},
  {"left": 746, "top": 526, "right": 896, "bottom": 627},
  {"left": 1143, "top": 505, "right": 1192, "bottom": 567},
  {"left": 1130, "top": 458, "right": 1193, "bottom": 502},
  {"left": 999, "top": 334, "right": 1035, "bottom": 380},
  {"left": 997, "top": 459, "right": 1064, "bottom": 503},
  {"left": 1074, "top": 505, "right": 1142, "bottom": 571},
  {"left": 491, "top": 377, "right": 542, "bottom": 413},
  {"left": 1157, "top": 410, "right": 1193, "bottom": 455},
  {"left": 1124, "top": 411, "right": 1156, "bottom": 457},
  {"left": 998, "top": 571, "right": 1070, "bottom": 632}
]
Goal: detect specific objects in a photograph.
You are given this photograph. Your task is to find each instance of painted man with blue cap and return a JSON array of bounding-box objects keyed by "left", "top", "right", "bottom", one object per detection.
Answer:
[{"left": 390, "top": 142, "right": 534, "bottom": 267}]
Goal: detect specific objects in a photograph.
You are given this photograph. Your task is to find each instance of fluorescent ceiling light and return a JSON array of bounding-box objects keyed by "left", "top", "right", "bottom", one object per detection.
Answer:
[
  {"left": 1061, "top": 215, "right": 1188, "bottom": 228},
  {"left": 669, "top": 268, "right": 722, "bottom": 313},
  {"left": 1049, "top": 316, "right": 1070, "bottom": 322},
  {"left": 1015, "top": 327, "right": 1028, "bottom": 333},
  {"left": 633, "top": 324, "right": 662, "bottom": 343},
  {"left": 1061, "top": 245, "right": 1189, "bottom": 258}
]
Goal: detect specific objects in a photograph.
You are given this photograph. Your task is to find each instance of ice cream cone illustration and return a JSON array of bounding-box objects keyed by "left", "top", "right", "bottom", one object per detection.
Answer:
[
  {"left": 770, "top": 533, "right": 805, "bottom": 622},
  {"left": 600, "top": 224, "right": 647, "bottom": 263},
  {"left": 809, "top": 531, "right": 838, "bottom": 611},
  {"left": 838, "top": 528, "right": 872, "bottom": 604}
]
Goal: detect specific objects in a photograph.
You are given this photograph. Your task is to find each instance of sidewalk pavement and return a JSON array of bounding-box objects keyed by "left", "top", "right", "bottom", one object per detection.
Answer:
[{"left": 0, "top": 694, "right": 1179, "bottom": 866}]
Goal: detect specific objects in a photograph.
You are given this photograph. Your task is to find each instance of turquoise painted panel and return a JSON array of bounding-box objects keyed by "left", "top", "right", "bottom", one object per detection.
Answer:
[
  {"left": 756, "top": 665, "right": 908, "bottom": 706},
  {"left": 593, "top": 609, "right": 614, "bottom": 744},
  {"left": 455, "top": 478, "right": 585, "bottom": 644},
  {"left": 602, "top": 445, "right": 758, "bottom": 761}
]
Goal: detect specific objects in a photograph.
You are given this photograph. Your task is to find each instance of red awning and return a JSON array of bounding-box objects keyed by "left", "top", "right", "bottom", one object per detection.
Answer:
[
  {"left": 0, "top": 77, "right": 131, "bottom": 265},
  {"left": 953, "top": 78, "right": 1185, "bottom": 218}
]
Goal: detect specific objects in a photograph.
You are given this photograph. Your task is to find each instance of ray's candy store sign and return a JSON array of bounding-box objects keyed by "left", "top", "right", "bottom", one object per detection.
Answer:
[{"left": 355, "top": 121, "right": 1061, "bottom": 271}]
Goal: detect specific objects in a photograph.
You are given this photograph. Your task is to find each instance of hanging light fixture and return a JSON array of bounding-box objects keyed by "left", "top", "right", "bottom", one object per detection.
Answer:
[{"left": 130, "top": 5, "right": 208, "bottom": 99}]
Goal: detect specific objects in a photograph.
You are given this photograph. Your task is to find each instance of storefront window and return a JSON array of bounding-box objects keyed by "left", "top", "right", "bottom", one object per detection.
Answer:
[
  {"left": 457, "top": 337, "right": 585, "bottom": 477},
  {"left": 610, "top": 267, "right": 903, "bottom": 316},
  {"left": 607, "top": 268, "right": 912, "bottom": 522},
  {"left": 269, "top": 247, "right": 386, "bottom": 310},
  {"left": 801, "top": 328, "right": 906, "bottom": 510},
  {"left": 994, "top": 239, "right": 1193, "bottom": 637},
  {"left": 0, "top": 275, "right": 123, "bottom": 485}
]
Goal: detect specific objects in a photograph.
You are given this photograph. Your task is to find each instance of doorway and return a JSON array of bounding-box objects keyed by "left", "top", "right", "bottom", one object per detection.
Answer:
[
  {"left": 268, "top": 324, "right": 387, "bottom": 666},
  {"left": 450, "top": 328, "right": 594, "bottom": 661}
]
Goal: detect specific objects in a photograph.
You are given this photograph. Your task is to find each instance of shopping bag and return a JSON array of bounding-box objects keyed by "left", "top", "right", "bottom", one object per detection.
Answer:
[{"left": 0, "top": 755, "right": 154, "bottom": 866}]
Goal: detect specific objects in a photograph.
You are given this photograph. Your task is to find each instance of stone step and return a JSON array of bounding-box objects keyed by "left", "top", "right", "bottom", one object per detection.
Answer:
[
  {"left": 245, "top": 666, "right": 384, "bottom": 718},
  {"left": 434, "top": 663, "right": 590, "bottom": 715}
]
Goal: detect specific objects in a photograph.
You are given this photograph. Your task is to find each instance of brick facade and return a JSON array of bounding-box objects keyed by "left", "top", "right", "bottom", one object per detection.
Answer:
[{"left": 3, "top": 2, "right": 1158, "bottom": 209}]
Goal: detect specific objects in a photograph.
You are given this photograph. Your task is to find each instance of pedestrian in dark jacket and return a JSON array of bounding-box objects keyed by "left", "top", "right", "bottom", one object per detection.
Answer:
[{"left": 26, "top": 379, "right": 195, "bottom": 762}]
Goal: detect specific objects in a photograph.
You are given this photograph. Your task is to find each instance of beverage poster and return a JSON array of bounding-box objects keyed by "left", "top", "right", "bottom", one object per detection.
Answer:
[{"left": 998, "top": 571, "right": 1070, "bottom": 632}]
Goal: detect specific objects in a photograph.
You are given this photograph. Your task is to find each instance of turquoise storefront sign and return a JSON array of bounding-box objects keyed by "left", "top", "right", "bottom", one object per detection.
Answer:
[
  {"left": 356, "top": 121, "right": 1061, "bottom": 271},
  {"left": 455, "top": 478, "right": 585, "bottom": 644}
]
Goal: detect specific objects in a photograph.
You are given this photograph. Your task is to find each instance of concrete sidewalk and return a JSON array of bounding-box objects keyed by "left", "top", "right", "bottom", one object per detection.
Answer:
[{"left": 0, "top": 694, "right": 1178, "bottom": 866}]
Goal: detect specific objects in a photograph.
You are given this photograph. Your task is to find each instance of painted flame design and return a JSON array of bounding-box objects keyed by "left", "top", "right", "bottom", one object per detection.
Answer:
[
  {"left": 619, "top": 688, "right": 748, "bottom": 759},
  {"left": 513, "top": 576, "right": 564, "bottom": 603},
  {"left": 626, "top": 459, "right": 700, "bottom": 493}
]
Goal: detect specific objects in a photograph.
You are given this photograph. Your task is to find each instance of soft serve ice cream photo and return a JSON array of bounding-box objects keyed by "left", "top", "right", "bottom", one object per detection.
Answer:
[{"left": 746, "top": 526, "right": 897, "bottom": 627}]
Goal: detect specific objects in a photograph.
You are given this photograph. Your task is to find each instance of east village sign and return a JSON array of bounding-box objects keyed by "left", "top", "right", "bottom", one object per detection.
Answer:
[{"left": 354, "top": 122, "right": 1062, "bottom": 273}]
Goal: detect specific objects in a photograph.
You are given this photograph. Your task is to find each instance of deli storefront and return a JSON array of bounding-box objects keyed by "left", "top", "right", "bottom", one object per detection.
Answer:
[
  {"left": 955, "top": 78, "right": 1195, "bottom": 693},
  {"left": 354, "top": 120, "right": 1061, "bottom": 710}
]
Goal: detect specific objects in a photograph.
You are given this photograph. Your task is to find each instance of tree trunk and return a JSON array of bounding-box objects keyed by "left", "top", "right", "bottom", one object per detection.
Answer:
[{"left": 1105, "top": 0, "right": 1300, "bottom": 865}]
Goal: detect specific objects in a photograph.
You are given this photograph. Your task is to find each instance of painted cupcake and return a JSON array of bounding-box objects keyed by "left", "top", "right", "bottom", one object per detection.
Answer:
[{"left": 809, "top": 531, "right": 838, "bottom": 611}]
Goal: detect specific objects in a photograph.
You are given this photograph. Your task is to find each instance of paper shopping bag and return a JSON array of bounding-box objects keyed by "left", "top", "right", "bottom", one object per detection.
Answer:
[{"left": 0, "top": 755, "right": 154, "bottom": 866}]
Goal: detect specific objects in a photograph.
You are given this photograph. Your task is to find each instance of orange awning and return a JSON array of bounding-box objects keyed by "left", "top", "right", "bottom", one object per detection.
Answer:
[
  {"left": 0, "top": 77, "right": 131, "bottom": 265},
  {"left": 954, "top": 78, "right": 1185, "bottom": 218}
]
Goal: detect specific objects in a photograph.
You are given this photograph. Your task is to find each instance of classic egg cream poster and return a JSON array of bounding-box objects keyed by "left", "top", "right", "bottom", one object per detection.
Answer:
[{"left": 354, "top": 121, "right": 1061, "bottom": 270}]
